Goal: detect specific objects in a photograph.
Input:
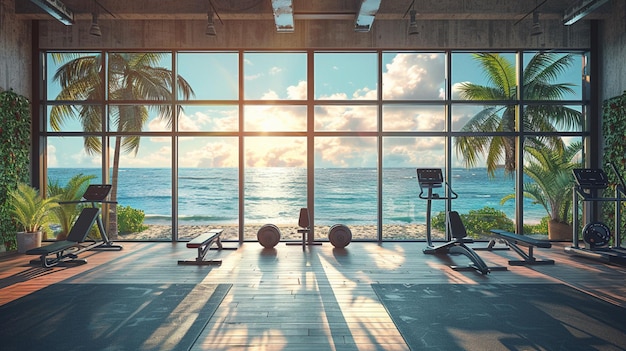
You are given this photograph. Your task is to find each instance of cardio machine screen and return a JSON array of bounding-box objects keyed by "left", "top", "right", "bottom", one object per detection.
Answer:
[
  {"left": 572, "top": 169, "right": 608, "bottom": 189},
  {"left": 416, "top": 168, "right": 443, "bottom": 188},
  {"left": 82, "top": 184, "right": 113, "bottom": 201}
]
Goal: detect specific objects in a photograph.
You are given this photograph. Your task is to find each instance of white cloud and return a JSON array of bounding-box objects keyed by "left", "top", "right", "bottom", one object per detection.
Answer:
[
  {"left": 118, "top": 144, "right": 172, "bottom": 168},
  {"left": 46, "top": 144, "right": 58, "bottom": 167},
  {"left": 180, "top": 140, "right": 238, "bottom": 168},
  {"left": 287, "top": 81, "right": 307, "bottom": 100},
  {"left": 245, "top": 73, "right": 262, "bottom": 81},
  {"left": 260, "top": 90, "right": 280, "bottom": 100},
  {"left": 382, "top": 53, "right": 445, "bottom": 100},
  {"left": 269, "top": 67, "right": 282, "bottom": 75},
  {"left": 314, "top": 137, "right": 377, "bottom": 168},
  {"left": 245, "top": 138, "right": 306, "bottom": 167}
]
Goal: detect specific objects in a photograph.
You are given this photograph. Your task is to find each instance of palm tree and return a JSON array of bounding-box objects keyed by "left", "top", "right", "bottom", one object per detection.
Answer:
[
  {"left": 455, "top": 52, "right": 582, "bottom": 176},
  {"left": 49, "top": 53, "right": 194, "bottom": 237},
  {"left": 502, "top": 140, "right": 582, "bottom": 239}
]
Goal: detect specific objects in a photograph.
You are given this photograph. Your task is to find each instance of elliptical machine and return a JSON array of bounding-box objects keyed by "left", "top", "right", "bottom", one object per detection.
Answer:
[
  {"left": 566, "top": 163, "right": 626, "bottom": 265},
  {"left": 417, "top": 168, "right": 503, "bottom": 274}
]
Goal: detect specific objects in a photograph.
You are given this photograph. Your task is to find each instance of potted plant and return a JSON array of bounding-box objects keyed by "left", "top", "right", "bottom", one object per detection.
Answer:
[
  {"left": 501, "top": 140, "right": 582, "bottom": 240},
  {"left": 8, "top": 182, "right": 60, "bottom": 253}
]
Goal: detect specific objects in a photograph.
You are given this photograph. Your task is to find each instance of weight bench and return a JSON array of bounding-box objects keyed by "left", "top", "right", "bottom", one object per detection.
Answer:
[
  {"left": 489, "top": 229, "right": 555, "bottom": 265},
  {"left": 26, "top": 207, "right": 101, "bottom": 268},
  {"left": 178, "top": 229, "right": 231, "bottom": 265}
]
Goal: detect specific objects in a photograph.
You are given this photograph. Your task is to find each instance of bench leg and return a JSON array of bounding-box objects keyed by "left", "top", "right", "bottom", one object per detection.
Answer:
[
  {"left": 178, "top": 237, "right": 223, "bottom": 266},
  {"left": 507, "top": 242, "right": 554, "bottom": 265}
]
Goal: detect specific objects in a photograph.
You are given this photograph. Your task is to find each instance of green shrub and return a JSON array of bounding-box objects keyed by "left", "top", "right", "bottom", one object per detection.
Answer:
[
  {"left": 117, "top": 205, "right": 149, "bottom": 234},
  {"left": 432, "top": 206, "right": 515, "bottom": 239},
  {"left": 523, "top": 216, "right": 549, "bottom": 235}
]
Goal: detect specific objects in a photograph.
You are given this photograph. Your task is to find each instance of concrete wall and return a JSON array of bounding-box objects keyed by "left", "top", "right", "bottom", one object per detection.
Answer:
[
  {"left": 599, "top": 1, "right": 626, "bottom": 103},
  {"left": 0, "top": 0, "right": 31, "bottom": 98},
  {"left": 38, "top": 17, "right": 590, "bottom": 51}
]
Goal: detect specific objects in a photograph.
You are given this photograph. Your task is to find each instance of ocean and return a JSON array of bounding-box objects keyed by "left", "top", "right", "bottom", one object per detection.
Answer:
[{"left": 47, "top": 168, "right": 547, "bottom": 226}]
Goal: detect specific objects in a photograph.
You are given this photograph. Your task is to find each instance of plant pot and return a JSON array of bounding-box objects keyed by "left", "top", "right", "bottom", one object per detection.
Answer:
[
  {"left": 16, "top": 231, "right": 43, "bottom": 254},
  {"left": 548, "top": 220, "right": 572, "bottom": 241}
]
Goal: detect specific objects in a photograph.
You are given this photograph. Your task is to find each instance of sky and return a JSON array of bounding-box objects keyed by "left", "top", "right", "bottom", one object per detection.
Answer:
[{"left": 45, "top": 51, "right": 584, "bottom": 169}]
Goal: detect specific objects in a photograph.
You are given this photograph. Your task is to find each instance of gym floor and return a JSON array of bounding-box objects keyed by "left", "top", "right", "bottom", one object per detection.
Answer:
[{"left": 1, "top": 240, "right": 625, "bottom": 350}]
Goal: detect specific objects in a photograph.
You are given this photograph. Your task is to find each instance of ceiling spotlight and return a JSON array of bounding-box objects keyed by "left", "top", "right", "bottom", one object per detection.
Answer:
[
  {"left": 89, "top": 13, "right": 102, "bottom": 37},
  {"left": 531, "top": 11, "right": 543, "bottom": 36},
  {"left": 408, "top": 9, "right": 419, "bottom": 35},
  {"left": 206, "top": 10, "right": 217, "bottom": 36}
]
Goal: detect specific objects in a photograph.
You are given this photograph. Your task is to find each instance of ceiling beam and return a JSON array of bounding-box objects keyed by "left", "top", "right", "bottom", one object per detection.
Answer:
[
  {"left": 354, "top": 0, "right": 381, "bottom": 32},
  {"left": 271, "top": 0, "right": 294, "bottom": 32},
  {"left": 15, "top": 0, "right": 609, "bottom": 22},
  {"left": 30, "top": 0, "right": 75, "bottom": 25},
  {"left": 563, "top": 0, "right": 610, "bottom": 25}
]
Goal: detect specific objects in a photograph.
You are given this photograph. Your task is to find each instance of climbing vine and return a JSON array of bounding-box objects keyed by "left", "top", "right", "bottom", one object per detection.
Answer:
[
  {"left": 0, "top": 89, "right": 31, "bottom": 251},
  {"left": 601, "top": 91, "right": 626, "bottom": 242},
  {"left": 603, "top": 92, "right": 626, "bottom": 172}
]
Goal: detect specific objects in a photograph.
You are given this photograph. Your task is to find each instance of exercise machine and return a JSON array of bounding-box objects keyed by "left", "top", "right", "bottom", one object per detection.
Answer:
[
  {"left": 27, "top": 184, "right": 122, "bottom": 267},
  {"left": 565, "top": 165, "right": 626, "bottom": 265},
  {"left": 417, "top": 168, "right": 505, "bottom": 274},
  {"left": 69, "top": 184, "right": 123, "bottom": 251},
  {"left": 27, "top": 207, "right": 102, "bottom": 267}
]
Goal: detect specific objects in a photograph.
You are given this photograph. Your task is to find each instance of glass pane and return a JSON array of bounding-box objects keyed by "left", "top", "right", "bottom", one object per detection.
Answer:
[
  {"left": 382, "top": 137, "right": 445, "bottom": 240},
  {"left": 522, "top": 52, "right": 584, "bottom": 100},
  {"left": 314, "top": 105, "right": 377, "bottom": 131},
  {"left": 108, "top": 105, "right": 172, "bottom": 132},
  {"left": 178, "top": 137, "right": 239, "bottom": 241},
  {"left": 177, "top": 52, "right": 238, "bottom": 100},
  {"left": 179, "top": 105, "right": 238, "bottom": 132},
  {"left": 383, "top": 104, "right": 445, "bottom": 131},
  {"left": 314, "top": 52, "right": 377, "bottom": 100},
  {"left": 244, "top": 137, "right": 306, "bottom": 241},
  {"left": 521, "top": 136, "right": 583, "bottom": 239},
  {"left": 46, "top": 52, "right": 103, "bottom": 101},
  {"left": 452, "top": 137, "right": 516, "bottom": 240},
  {"left": 523, "top": 104, "right": 583, "bottom": 132},
  {"left": 47, "top": 104, "right": 103, "bottom": 132},
  {"left": 109, "top": 135, "right": 172, "bottom": 240},
  {"left": 47, "top": 136, "right": 103, "bottom": 169},
  {"left": 382, "top": 52, "right": 446, "bottom": 100},
  {"left": 315, "top": 137, "right": 377, "bottom": 240},
  {"left": 244, "top": 105, "right": 306, "bottom": 132},
  {"left": 47, "top": 138, "right": 102, "bottom": 242},
  {"left": 108, "top": 52, "right": 173, "bottom": 101},
  {"left": 452, "top": 52, "right": 517, "bottom": 101},
  {"left": 243, "top": 52, "right": 307, "bottom": 100},
  {"left": 451, "top": 103, "right": 518, "bottom": 132}
]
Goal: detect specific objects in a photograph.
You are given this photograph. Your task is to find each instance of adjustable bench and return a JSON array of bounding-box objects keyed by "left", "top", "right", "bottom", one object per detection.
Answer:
[
  {"left": 489, "top": 229, "right": 555, "bottom": 266},
  {"left": 178, "top": 229, "right": 228, "bottom": 265},
  {"left": 26, "top": 207, "right": 101, "bottom": 268}
]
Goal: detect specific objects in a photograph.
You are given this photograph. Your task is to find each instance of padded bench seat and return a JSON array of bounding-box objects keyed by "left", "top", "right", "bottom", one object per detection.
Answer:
[
  {"left": 490, "top": 229, "right": 554, "bottom": 265},
  {"left": 178, "top": 229, "right": 224, "bottom": 265},
  {"left": 26, "top": 207, "right": 101, "bottom": 268}
]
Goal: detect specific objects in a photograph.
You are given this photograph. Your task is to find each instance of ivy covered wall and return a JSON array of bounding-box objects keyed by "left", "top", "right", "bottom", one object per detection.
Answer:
[
  {"left": 0, "top": 90, "right": 31, "bottom": 249},
  {"left": 602, "top": 92, "right": 626, "bottom": 172}
]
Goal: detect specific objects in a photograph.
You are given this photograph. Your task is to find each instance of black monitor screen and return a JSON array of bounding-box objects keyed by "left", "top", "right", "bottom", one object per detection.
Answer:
[
  {"left": 416, "top": 168, "right": 443, "bottom": 187},
  {"left": 572, "top": 169, "right": 608, "bottom": 189},
  {"left": 82, "top": 184, "right": 113, "bottom": 201}
]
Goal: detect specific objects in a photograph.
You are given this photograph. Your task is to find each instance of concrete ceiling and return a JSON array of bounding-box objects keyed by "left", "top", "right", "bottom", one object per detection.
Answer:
[{"left": 16, "top": 0, "right": 611, "bottom": 23}]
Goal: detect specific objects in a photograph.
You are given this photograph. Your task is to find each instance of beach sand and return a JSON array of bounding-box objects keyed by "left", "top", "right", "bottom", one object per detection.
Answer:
[{"left": 117, "top": 223, "right": 446, "bottom": 241}]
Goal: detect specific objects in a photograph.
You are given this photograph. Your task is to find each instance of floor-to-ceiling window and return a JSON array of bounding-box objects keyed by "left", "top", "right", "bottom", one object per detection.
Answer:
[{"left": 40, "top": 49, "right": 590, "bottom": 242}]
